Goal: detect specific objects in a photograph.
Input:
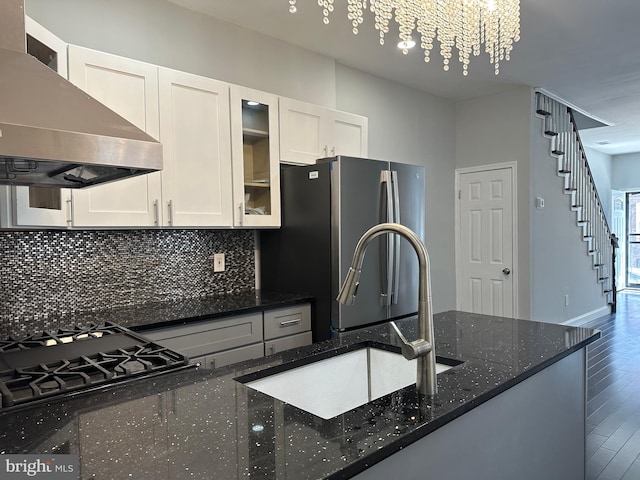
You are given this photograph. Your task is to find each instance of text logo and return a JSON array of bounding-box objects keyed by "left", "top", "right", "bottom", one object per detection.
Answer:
[{"left": 0, "top": 455, "right": 78, "bottom": 479}]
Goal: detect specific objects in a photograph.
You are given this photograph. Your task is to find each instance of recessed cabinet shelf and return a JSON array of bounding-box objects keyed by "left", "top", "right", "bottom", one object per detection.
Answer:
[
  {"left": 245, "top": 181, "right": 271, "bottom": 188},
  {"left": 242, "top": 128, "right": 269, "bottom": 145}
]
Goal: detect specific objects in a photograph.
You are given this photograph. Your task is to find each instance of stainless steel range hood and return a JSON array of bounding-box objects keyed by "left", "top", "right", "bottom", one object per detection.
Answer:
[{"left": 0, "top": 0, "right": 162, "bottom": 188}]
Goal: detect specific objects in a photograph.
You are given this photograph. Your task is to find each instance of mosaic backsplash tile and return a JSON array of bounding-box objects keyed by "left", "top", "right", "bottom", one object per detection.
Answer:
[{"left": 0, "top": 229, "right": 255, "bottom": 335}]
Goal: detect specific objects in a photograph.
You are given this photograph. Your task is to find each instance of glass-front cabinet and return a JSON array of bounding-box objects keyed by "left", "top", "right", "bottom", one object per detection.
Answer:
[
  {"left": 230, "top": 87, "right": 280, "bottom": 228},
  {"left": 0, "top": 18, "right": 71, "bottom": 228}
]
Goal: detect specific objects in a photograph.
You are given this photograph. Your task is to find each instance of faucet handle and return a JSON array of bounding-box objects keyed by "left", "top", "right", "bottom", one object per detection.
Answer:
[{"left": 390, "top": 321, "right": 432, "bottom": 360}]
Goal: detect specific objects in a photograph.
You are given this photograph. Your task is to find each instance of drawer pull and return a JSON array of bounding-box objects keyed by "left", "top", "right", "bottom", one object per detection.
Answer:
[{"left": 279, "top": 318, "right": 302, "bottom": 327}]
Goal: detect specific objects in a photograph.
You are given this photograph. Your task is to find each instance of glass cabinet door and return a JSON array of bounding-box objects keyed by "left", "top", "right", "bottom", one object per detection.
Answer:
[
  {"left": 6, "top": 17, "right": 72, "bottom": 228},
  {"left": 230, "top": 87, "right": 281, "bottom": 227}
]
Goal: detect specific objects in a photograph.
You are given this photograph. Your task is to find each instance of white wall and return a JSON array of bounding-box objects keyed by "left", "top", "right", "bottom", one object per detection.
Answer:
[
  {"left": 585, "top": 147, "right": 613, "bottom": 224},
  {"left": 336, "top": 65, "right": 457, "bottom": 312},
  {"left": 26, "top": 0, "right": 336, "bottom": 106},
  {"left": 455, "top": 88, "right": 609, "bottom": 322},
  {"left": 612, "top": 153, "right": 640, "bottom": 191},
  {"left": 455, "top": 87, "right": 532, "bottom": 319},
  {"left": 26, "top": 0, "right": 459, "bottom": 313}
]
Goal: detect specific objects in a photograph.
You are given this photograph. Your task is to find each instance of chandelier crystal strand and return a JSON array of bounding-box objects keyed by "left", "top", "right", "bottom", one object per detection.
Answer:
[
  {"left": 396, "top": 1, "right": 415, "bottom": 55},
  {"left": 416, "top": 0, "right": 435, "bottom": 64},
  {"left": 287, "top": 0, "right": 520, "bottom": 75}
]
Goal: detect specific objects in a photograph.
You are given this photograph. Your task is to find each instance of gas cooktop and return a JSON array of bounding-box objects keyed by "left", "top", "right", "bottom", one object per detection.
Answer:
[{"left": 0, "top": 322, "right": 190, "bottom": 409}]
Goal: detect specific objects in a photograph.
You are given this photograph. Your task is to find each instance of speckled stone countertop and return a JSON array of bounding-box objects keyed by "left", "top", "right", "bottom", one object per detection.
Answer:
[
  {"left": 0, "top": 311, "right": 599, "bottom": 479},
  {"left": 0, "top": 290, "right": 313, "bottom": 339}
]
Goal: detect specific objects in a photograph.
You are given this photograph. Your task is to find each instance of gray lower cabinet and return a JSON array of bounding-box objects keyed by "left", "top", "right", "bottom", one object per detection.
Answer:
[
  {"left": 144, "top": 312, "right": 264, "bottom": 368},
  {"left": 143, "top": 303, "right": 312, "bottom": 370},
  {"left": 202, "top": 343, "right": 265, "bottom": 369},
  {"left": 263, "top": 304, "right": 310, "bottom": 339},
  {"left": 263, "top": 304, "right": 312, "bottom": 356},
  {"left": 265, "top": 332, "right": 313, "bottom": 356}
]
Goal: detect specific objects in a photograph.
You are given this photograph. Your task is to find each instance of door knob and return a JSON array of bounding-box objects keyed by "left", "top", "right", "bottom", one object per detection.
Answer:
[{"left": 502, "top": 268, "right": 511, "bottom": 275}]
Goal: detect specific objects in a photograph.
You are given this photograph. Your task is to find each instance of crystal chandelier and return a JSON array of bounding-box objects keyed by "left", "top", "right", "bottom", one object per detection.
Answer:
[{"left": 287, "top": 0, "right": 520, "bottom": 75}]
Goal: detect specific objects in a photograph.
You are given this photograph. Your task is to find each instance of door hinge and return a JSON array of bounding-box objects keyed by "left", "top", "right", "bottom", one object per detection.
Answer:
[{"left": 458, "top": 190, "right": 461, "bottom": 200}]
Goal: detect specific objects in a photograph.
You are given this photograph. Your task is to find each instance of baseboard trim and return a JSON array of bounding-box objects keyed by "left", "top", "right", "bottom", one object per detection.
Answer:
[{"left": 562, "top": 305, "right": 611, "bottom": 327}]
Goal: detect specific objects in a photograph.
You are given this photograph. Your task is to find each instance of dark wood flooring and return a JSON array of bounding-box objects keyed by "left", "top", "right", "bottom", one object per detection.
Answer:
[{"left": 584, "top": 291, "right": 640, "bottom": 480}]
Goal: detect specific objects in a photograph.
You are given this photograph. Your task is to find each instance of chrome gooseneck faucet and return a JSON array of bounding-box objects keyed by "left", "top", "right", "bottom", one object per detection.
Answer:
[{"left": 337, "top": 222, "right": 437, "bottom": 396}]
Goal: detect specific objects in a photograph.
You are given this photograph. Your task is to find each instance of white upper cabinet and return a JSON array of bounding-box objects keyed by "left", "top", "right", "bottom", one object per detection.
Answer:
[
  {"left": 279, "top": 97, "right": 368, "bottom": 165},
  {"left": 68, "top": 45, "right": 162, "bottom": 227},
  {"left": 230, "top": 86, "right": 281, "bottom": 228},
  {"left": 0, "top": 18, "right": 72, "bottom": 228},
  {"left": 278, "top": 99, "right": 330, "bottom": 165},
  {"left": 333, "top": 109, "right": 369, "bottom": 158},
  {"left": 158, "top": 68, "right": 233, "bottom": 227},
  {"left": 3, "top": 37, "right": 368, "bottom": 230}
]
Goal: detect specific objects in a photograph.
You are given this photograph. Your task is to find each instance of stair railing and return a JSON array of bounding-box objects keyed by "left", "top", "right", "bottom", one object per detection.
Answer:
[{"left": 535, "top": 92, "right": 614, "bottom": 306}]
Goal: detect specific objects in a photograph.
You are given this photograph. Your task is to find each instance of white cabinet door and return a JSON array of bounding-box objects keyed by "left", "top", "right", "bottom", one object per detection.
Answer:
[
  {"left": 278, "top": 97, "right": 330, "bottom": 165},
  {"left": 333, "top": 109, "right": 368, "bottom": 158},
  {"left": 279, "top": 97, "right": 368, "bottom": 165},
  {"left": 159, "top": 68, "right": 233, "bottom": 227},
  {"left": 230, "top": 86, "right": 281, "bottom": 228},
  {"left": 68, "top": 45, "right": 162, "bottom": 227},
  {"left": 2, "top": 18, "right": 72, "bottom": 228}
]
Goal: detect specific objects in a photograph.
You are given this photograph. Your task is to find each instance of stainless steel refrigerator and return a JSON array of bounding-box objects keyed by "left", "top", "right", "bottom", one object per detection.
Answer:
[{"left": 260, "top": 156, "right": 425, "bottom": 342}]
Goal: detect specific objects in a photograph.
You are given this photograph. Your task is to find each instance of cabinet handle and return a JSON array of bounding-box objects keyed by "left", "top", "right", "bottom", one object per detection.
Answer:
[
  {"left": 167, "top": 200, "right": 174, "bottom": 226},
  {"left": 153, "top": 199, "right": 159, "bottom": 226},
  {"left": 66, "top": 198, "right": 73, "bottom": 227},
  {"left": 280, "top": 318, "right": 302, "bottom": 327}
]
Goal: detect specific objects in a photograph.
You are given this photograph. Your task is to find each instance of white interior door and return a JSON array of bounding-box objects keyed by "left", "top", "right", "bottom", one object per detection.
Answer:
[{"left": 457, "top": 165, "right": 515, "bottom": 317}]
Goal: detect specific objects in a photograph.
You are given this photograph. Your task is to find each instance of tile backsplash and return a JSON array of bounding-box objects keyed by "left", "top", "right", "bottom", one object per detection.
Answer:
[{"left": 0, "top": 229, "right": 255, "bottom": 332}]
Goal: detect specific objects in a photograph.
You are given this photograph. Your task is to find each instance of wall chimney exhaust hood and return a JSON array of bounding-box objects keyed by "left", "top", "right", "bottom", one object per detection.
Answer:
[{"left": 0, "top": 0, "right": 162, "bottom": 188}]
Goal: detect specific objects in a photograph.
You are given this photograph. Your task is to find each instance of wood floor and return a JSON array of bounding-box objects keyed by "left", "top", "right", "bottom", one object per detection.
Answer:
[{"left": 584, "top": 291, "right": 640, "bottom": 480}]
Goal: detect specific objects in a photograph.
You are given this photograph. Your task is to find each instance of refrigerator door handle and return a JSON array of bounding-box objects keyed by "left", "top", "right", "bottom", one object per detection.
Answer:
[
  {"left": 379, "top": 170, "right": 394, "bottom": 306},
  {"left": 391, "top": 170, "right": 401, "bottom": 305}
]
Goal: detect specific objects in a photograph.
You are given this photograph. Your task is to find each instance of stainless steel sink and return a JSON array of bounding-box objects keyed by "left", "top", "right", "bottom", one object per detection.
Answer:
[{"left": 239, "top": 345, "right": 458, "bottom": 419}]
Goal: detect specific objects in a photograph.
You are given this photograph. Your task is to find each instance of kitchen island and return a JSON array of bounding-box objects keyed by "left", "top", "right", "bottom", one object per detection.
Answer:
[{"left": 0, "top": 310, "right": 599, "bottom": 479}]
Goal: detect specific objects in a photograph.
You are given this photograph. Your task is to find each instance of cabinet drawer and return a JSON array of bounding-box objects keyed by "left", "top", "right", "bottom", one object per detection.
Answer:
[
  {"left": 143, "top": 312, "right": 263, "bottom": 358},
  {"left": 202, "top": 343, "right": 264, "bottom": 370},
  {"left": 264, "top": 331, "right": 312, "bottom": 356},
  {"left": 263, "top": 304, "right": 311, "bottom": 340}
]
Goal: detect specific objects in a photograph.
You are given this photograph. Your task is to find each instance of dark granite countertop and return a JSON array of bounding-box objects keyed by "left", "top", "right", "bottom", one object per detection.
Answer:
[
  {"left": 0, "top": 311, "right": 599, "bottom": 479},
  {"left": 0, "top": 290, "right": 313, "bottom": 339}
]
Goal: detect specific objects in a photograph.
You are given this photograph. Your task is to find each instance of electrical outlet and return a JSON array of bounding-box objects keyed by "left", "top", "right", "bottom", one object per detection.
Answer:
[{"left": 214, "top": 253, "right": 225, "bottom": 272}]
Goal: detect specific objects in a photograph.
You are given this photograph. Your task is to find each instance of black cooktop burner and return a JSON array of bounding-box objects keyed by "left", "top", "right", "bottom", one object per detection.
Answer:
[
  {"left": 0, "top": 323, "right": 131, "bottom": 352},
  {"left": 0, "top": 322, "right": 190, "bottom": 409}
]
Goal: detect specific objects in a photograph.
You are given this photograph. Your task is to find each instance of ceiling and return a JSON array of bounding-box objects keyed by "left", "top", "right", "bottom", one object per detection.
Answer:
[{"left": 168, "top": 0, "right": 640, "bottom": 156}]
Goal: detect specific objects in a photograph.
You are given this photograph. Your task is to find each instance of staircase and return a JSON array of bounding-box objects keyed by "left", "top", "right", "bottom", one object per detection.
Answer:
[{"left": 535, "top": 91, "right": 615, "bottom": 307}]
